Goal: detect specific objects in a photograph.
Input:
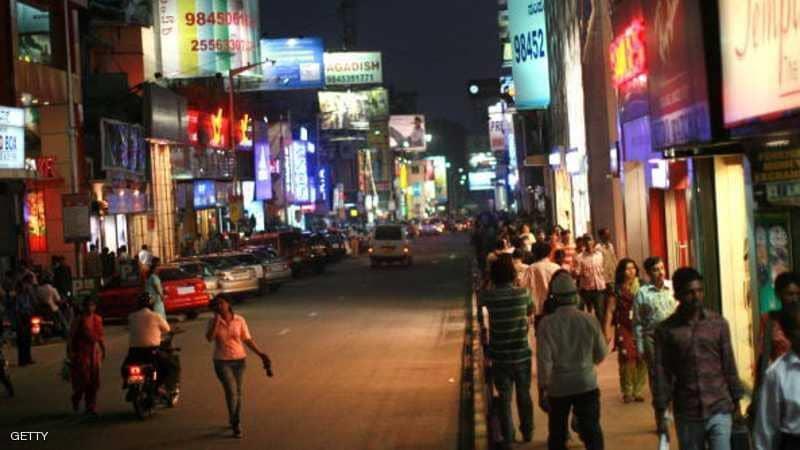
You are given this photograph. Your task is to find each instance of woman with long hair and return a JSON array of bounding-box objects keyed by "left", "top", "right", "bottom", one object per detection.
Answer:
[
  {"left": 144, "top": 257, "right": 166, "bottom": 320},
  {"left": 604, "top": 258, "right": 648, "bottom": 403}
]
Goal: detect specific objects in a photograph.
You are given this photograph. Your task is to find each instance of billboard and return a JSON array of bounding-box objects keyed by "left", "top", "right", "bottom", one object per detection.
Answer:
[
  {"left": 0, "top": 107, "right": 25, "bottom": 170},
  {"left": 426, "top": 156, "right": 448, "bottom": 203},
  {"left": 324, "top": 52, "right": 383, "bottom": 86},
  {"left": 187, "top": 108, "right": 229, "bottom": 148},
  {"left": 318, "top": 88, "right": 389, "bottom": 130},
  {"left": 389, "top": 115, "right": 427, "bottom": 152},
  {"left": 100, "top": 119, "right": 146, "bottom": 175},
  {"left": 259, "top": 37, "right": 324, "bottom": 90},
  {"left": 719, "top": 0, "right": 800, "bottom": 127},
  {"left": 469, "top": 172, "right": 494, "bottom": 191},
  {"left": 156, "top": 0, "right": 260, "bottom": 78},
  {"left": 508, "top": 0, "right": 551, "bottom": 109}
]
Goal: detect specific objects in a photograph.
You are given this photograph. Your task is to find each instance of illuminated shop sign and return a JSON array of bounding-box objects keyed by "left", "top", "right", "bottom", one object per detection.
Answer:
[
  {"left": 0, "top": 106, "right": 25, "bottom": 170},
  {"left": 237, "top": 114, "right": 252, "bottom": 149},
  {"left": 193, "top": 180, "right": 216, "bottom": 209},
  {"left": 254, "top": 120, "right": 272, "bottom": 201},
  {"left": 25, "top": 190, "right": 46, "bottom": 252},
  {"left": 508, "top": 0, "right": 551, "bottom": 109},
  {"left": 609, "top": 20, "right": 647, "bottom": 88},
  {"left": 285, "top": 141, "right": 310, "bottom": 203},
  {"left": 324, "top": 52, "right": 383, "bottom": 86},
  {"left": 187, "top": 108, "right": 229, "bottom": 148}
]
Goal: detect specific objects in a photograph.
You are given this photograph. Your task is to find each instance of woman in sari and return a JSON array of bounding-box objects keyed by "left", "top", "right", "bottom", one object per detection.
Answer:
[{"left": 68, "top": 297, "right": 105, "bottom": 416}]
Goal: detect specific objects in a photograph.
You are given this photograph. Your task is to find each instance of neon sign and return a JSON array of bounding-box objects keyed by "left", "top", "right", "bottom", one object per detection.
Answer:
[
  {"left": 609, "top": 20, "right": 647, "bottom": 88},
  {"left": 25, "top": 191, "right": 47, "bottom": 252},
  {"left": 187, "top": 109, "right": 229, "bottom": 148},
  {"left": 237, "top": 114, "right": 253, "bottom": 148}
]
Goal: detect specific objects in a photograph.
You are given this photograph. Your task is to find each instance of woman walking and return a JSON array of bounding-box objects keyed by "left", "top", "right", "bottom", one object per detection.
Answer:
[
  {"left": 604, "top": 258, "right": 648, "bottom": 403},
  {"left": 145, "top": 257, "right": 166, "bottom": 321},
  {"left": 68, "top": 297, "right": 105, "bottom": 415},
  {"left": 206, "top": 295, "right": 272, "bottom": 439}
]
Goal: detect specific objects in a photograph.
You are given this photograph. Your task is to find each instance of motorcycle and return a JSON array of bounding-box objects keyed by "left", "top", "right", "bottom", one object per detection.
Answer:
[{"left": 122, "top": 332, "right": 181, "bottom": 420}]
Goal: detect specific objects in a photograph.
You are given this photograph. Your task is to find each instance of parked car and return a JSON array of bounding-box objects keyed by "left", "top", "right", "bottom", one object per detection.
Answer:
[
  {"left": 199, "top": 255, "right": 261, "bottom": 296},
  {"left": 245, "top": 230, "right": 325, "bottom": 276},
  {"left": 369, "top": 224, "right": 413, "bottom": 267},
  {"left": 242, "top": 247, "right": 292, "bottom": 292},
  {"left": 97, "top": 263, "right": 210, "bottom": 320},
  {"left": 324, "top": 231, "right": 348, "bottom": 261},
  {"left": 175, "top": 261, "right": 220, "bottom": 297}
]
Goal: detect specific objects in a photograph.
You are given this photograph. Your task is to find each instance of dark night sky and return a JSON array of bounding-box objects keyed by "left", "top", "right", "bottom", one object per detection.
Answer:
[{"left": 260, "top": 0, "right": 500, "bottom": 134}]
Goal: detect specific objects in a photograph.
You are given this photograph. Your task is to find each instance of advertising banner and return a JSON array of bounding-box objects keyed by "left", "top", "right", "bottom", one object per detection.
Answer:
[
  {"left": 508, "top": 0, "right": 551, "bottom": 110},
  {"left": 259, "top": 37, "right": 325, "bottom": 90},
  {"left": 253, "top": 120, "right": 272, "bottom": 200},
  {"left": 324, "top": 52, "right": 383, "bottom": 86},
  {"left": 389, "top": 115, "right": 427, "bottom": 152},
  {"left": 100, "top": 119, "right": 146, "bottom": 175},
  {"left": 426, "top": 156, "right": 448, "bottom": 203},
  {"left": 488, "top": 102, "right": 510, "bottom": 151},
  {"left": 643, "top": 0, "right": 711, "bottom": 148},
  {"left": 0, "top": 106, "right": 25, "bottom": 170},
  {"left": 318, "top": 88, "right": 389, "bottom": 130},
  {"left": 719, "top": 0, "right": 800, "bottom": 127},
  {"left": 156, "top": 0, "right": 260, "bottom": 78}
]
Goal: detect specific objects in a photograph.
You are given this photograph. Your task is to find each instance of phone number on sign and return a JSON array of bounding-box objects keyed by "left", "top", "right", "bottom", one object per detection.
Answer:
[
  {"left": 191, "top": 39, "right": 254, "bottom": 52},
  {"left": 326, "top": 74, "right": 377, "bottom": 84},
  {"left": 185, "top": 11, "right": 252, "bottom": 27}
]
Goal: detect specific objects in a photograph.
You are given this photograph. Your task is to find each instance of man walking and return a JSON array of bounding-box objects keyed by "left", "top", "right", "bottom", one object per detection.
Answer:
[
  {"left": 537, "top": 270, "right": 608, "bottom": 450},
  {"left": 522, "top": 242, "right": 562, "bottom": 329},
  {"left": 653, "top": 267, "right": 744, "bottom": 450},
  {"left": 597, "top": 228, "right": 617, "bottom": 292},
  {"left": 633, "top": 257, "right": 676, "bottom": 390},
  {"left": 574, "top": 234, "right": 607, "bottom": 324},
  {"left": 480, "top": 254, "right": 534, "bottom": 449}
]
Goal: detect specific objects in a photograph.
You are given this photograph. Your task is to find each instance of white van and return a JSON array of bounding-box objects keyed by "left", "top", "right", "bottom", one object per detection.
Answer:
[{"left": 368, "top": 224, "right": 413, "bottom": 267}]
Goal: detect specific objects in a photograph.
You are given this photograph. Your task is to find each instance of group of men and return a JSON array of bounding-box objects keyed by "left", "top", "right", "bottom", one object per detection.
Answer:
[{"left": 475, "top": 216, "right": 799, "bottom": 450}]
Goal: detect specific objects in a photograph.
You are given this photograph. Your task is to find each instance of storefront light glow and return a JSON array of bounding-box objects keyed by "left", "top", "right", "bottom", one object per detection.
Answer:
[{"left": 609, "top": 20, "right": 647, "bottom": 88}]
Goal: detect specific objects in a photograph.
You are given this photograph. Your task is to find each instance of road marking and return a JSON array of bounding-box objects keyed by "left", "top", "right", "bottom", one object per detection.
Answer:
[{"left": 278, "top": 328, "right": 291, "bottom": 335}]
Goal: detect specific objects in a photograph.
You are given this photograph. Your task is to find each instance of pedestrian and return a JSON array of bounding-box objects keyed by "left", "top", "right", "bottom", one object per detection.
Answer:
[
  {"left": 480, "top": 255, "right": 534, "bottom": 448},
  {"left": 574, "top": 234, "right": 607, "bottom": 324},
  {"left": 521, "top": 242, "right": 562, "bottom": 330},
  {"left": 15, "top": 273, "right": 36, "bottom": 366},
  {"left": 512, "top": 249, "right": 529, "bottom": 287},
  {"left": 486, "top": 237, "right": 514, "bottom": 270},
  {"left": 753, "top": 301, "right": 800, "bottom": 450},
  {"left": 206, "top": 295, "right": 272, "bottom": 439},
  {"left": 85, "top": 245, "right": 102, "bottom": 283},
  {"left": 603, "top": 258, "right": 647, "bottom": 403},
  {"left": 633, "top": 255, "right": 676, "bottom": 417},
  {"left": 101, "top": 247, "right": 115, "bottom": 283},
  {"left": 138, "top": 245, "right": 153, "bottom": 275},
  {"left": 537, "top": 270, "right": 608, "bottom": 450},
  {"left": 68, "top": 297, "right": 105, "bottom": 416},
  {"left": 560, "top": 230, "right": 577, "bottom": 271},
  {"left": 553, "top": 249, "right": 567, "bottom": 270},
  {"left": 0, "top": 310, "right": 14, "bottom": 397},
  {"left": 519, "top": 224, "right": 535, "bottom": 253},
  {"left": 535, "top": 228, "right": 547, "bottom": 245},
  {"left": 596, "top": 228, "right": 617, "bottom": 292},
  {"left": 37, "top": 272, "right": 69, "bottom": 337},
  {"left": 653, "top": 267, "right": 745, "bottom": 450},
  {"left": 52, "top": 256, "right": 73, "bottom": 301},
  {"left": 144, "top": 257, "right": 166, "bottom": 321}
]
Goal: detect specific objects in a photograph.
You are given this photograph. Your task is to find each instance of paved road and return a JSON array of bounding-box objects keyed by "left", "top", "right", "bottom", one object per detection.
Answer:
[{"left": 2, "top": 234, "right": 471, "bottom": 450}]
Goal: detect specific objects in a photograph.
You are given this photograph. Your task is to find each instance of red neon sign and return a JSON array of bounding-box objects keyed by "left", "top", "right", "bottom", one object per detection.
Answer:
[
  {"left": 187, "top": 108, "right": 229, "bottom": 149},
  {"left": 609, "top": 20, "right": 647, "bottom": 88}
]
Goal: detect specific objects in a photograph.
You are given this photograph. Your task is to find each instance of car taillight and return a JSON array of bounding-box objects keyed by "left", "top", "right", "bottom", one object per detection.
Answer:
[{"left": 30, "top": 316, "right": 42, "bottom": 334}]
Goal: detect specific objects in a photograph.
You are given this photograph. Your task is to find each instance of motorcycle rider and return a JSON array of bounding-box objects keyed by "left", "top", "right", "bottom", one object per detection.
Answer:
[{"left": 122, "top": 293, "right": 179, "bottom": 394}]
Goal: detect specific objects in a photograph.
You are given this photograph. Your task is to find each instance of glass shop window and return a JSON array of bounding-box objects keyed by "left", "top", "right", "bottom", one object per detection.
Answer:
[{"left": 16, "top": 2, "right": 52, "bottom": 65}]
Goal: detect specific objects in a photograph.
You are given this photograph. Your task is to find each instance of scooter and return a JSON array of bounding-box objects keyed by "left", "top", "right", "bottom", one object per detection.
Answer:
[{"left": 122, "top": 332, "right": 181, "bottom": 420}]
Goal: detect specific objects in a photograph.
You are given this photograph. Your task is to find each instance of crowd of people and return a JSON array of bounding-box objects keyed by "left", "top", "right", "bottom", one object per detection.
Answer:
[{"left": 473, "top": 213, "right": 800, "bottom": 450}]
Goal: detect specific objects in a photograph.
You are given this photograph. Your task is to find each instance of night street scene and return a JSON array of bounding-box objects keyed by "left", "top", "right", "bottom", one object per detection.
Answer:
[{"left": 2, "top": 1, "right": 800, "bottom": 450}]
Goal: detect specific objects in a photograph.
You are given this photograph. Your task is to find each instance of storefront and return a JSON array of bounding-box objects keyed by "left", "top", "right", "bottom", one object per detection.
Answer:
[{"left": 0, "top": 106, "right": 30, "bottom": 272}]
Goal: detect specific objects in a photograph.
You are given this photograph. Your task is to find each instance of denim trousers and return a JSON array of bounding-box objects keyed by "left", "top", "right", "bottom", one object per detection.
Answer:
[
  {"left": 213, "top": 359, "right": 246, "bottom": 426},
  {"left": 548, "top": 389, "right": 604, "bottom": 450},
  {"left": 579, "top": 289, "right": 606, "bottom": 325},
  {"left": 675, "top": 413, "right": 732, "bottom": 450},
  {"left": 493, "top": 360, "right": 534, "bottom": 445}
]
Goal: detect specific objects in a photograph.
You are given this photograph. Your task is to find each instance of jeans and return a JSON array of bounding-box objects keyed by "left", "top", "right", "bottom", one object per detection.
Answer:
[
  {"left": 493, "top": 360, "right": 534, "bottom": 446},
  {"left": 548, "top": 389, "right": 604, "bottom": 450},
  {"left": 580, "top": 290, "right": 606, "bottom": 326},
  {"left": 675, "top": 413, "right": 732, "bottom": 450},
  {"left": 214, "top": 359, "right": 246, "bottom": 427}
]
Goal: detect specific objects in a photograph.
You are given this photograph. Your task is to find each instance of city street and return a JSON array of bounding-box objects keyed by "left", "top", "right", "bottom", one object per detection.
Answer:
[{"left": 2, "top": 235, "right": 470, "bottom": 450}]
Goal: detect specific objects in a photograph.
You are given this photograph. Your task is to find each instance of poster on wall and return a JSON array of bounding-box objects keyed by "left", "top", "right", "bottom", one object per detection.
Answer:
[
  {"left": 324, "top": 52, "right": 383, "bottom": 86},
  {"left": 507, "top": 0, "right": 550, "bottom": 110},
  {"left": 101, "top": 119, "right": 146, "bottom": 175},
  {"left": 389, "top": 115, "right": 427, "bottom": 152},
  {"left": 259, "top": 37, "right": 324, "bottom": 90},
  {"left": 718, "top": 0, "right": 800, "bottom": 126},
  {"left": 318, "top": 88, "right": 389, "bottom": 130},
  {"left": 156, "top": 0, "right": 260, "bottom": 78},
  {"left": 755, "top": 212, "right": 793, "bottom": 313},
  {"left": 0, "top": 106, "right": 25, "bottom": 170}
]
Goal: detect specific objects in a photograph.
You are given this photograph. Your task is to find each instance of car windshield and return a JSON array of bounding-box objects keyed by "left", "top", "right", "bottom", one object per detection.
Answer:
[
  {"left": 158, "top": 268, "right": 194, "bottom": 281},
  {"left": 234, "top": 254, "right": 260, "bottom": 265},
  {"left": 180, "top": 263, "right": 213, "bottom": 278},
  {"left": 202, "top": 258, "right": 237, "bottom": 270},
  {"left": 375, "top": 226, "right": 402, "bottom": 240}
]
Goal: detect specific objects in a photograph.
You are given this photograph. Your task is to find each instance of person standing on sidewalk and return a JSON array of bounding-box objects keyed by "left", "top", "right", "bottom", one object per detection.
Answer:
[
  {"left": 633, "top": 257, "right": 675, "bottom": 393},
  {"left": 206, "top": 295, "right": 272, "bottom": 439},
  {"left": 144, "top": 258, "right": 166, "bottom": 321},
  {"left": 754, "top": 301, "right": 800, "bottom": 450},
  {"left": 15, "top": 273, "right": 36, "bottom": 366},
  {"left": 604, "top": 258, "right": 647, "bottom": 403},
  {"left": 480, "top": 254, "right": 535, "bottom": 448},
  {"left": 574, "top": 234, "right": 607, "bottom": 324},
  {"left": 521, "top": 243, "right": 562, "bottom": 330},
  {"left": 596, "top": 228, "right": 617, "bottom": 292},
  {"left": 68, "top": 297, "right": 105, "bottom": 416},
  {"left": 653, "top": 267, "right": 744, "bottom": 450},
  {"left": 537, "top": 270, "right": 608, "bottom": 450}
]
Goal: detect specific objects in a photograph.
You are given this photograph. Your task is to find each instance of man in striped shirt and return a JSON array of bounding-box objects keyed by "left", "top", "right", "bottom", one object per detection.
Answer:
[{"left": 480, "top": 254, "right": 535, "bottom": 449}]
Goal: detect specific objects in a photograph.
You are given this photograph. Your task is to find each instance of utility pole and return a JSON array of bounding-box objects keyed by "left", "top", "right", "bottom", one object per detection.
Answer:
[
  {"left": 64, "top": 0, "right": 83, "bottom": 278},
  {"left": 338, "top": 0, "right": 358, "bottom": 50}
]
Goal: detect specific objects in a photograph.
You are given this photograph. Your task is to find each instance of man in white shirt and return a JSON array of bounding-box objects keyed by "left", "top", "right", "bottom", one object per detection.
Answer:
[
  {"left": 519, "top": 224, "right": 535, "bottom": 253},
  {"left": 138, "top": 245, "right": 153, "bottom": 271},
  {"left": 122, "top": 294, "right": 175, "bottom": 389},
  {"left": 521, "top": 243, "right": 561, "bottom": 328},
  {"left": 755, "top": 302, "right": 800, "bottom": 450}
]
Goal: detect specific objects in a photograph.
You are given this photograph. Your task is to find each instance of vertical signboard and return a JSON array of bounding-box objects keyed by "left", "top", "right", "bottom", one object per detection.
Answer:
[
  {"left": 508, "top": 0, "right": 550, "bottom": 110},
  {"left": 0, "top": 107, "right": 25, "bottom": 170},
  {"left": 62, "top": 194, "right": 92, "bottom": 243},
  {"left": 253, "top": 120, "right": 272, "bottom": 200},
  {"left": 156, "top": 0, "right": 260, "bottom": 78}
]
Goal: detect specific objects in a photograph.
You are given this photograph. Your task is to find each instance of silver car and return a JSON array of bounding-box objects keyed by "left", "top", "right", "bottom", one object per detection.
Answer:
[
  {"left": 199, "top": 256, "right": 260, "bottom": 296},
  {"left": 175, "top": 261, "right": 220, "bottom": 297},
  {"left": 244, "top": 248, "right": 292, "bottom": 292}
]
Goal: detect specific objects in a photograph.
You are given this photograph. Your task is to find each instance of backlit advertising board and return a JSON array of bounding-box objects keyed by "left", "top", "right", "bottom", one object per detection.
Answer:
[
  {"left": 253, "top": 120, "right": 272, "bottom": 200},
  {"left": 193, "top": 180, "right": 216, "bottom": 209},
  {"left": 259, "top": 37, "right": 324, "bottom": 90},
  {"left": 156, "top": 0, "right": 260, "bottom": 78},
  {"left": 324, "top": 52, "right": 383, "bottom": 86},
  {"left": 285, "top": 141, "right": 310, "bottom": 204},
  {"left": 719, "top": 0, "right": 800, "bottom": 126},
  {"left": 0, "top": 106, "right": 25, "bottom": 170},
  {"left": 508, "top": 0, "right": 551, "bottom": 109},
  {"left": 389, "top": 115, "right": 427, "bottom": 152},
  {"left": 318, "top": 88, "right": 389, "bottom": 130}
]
